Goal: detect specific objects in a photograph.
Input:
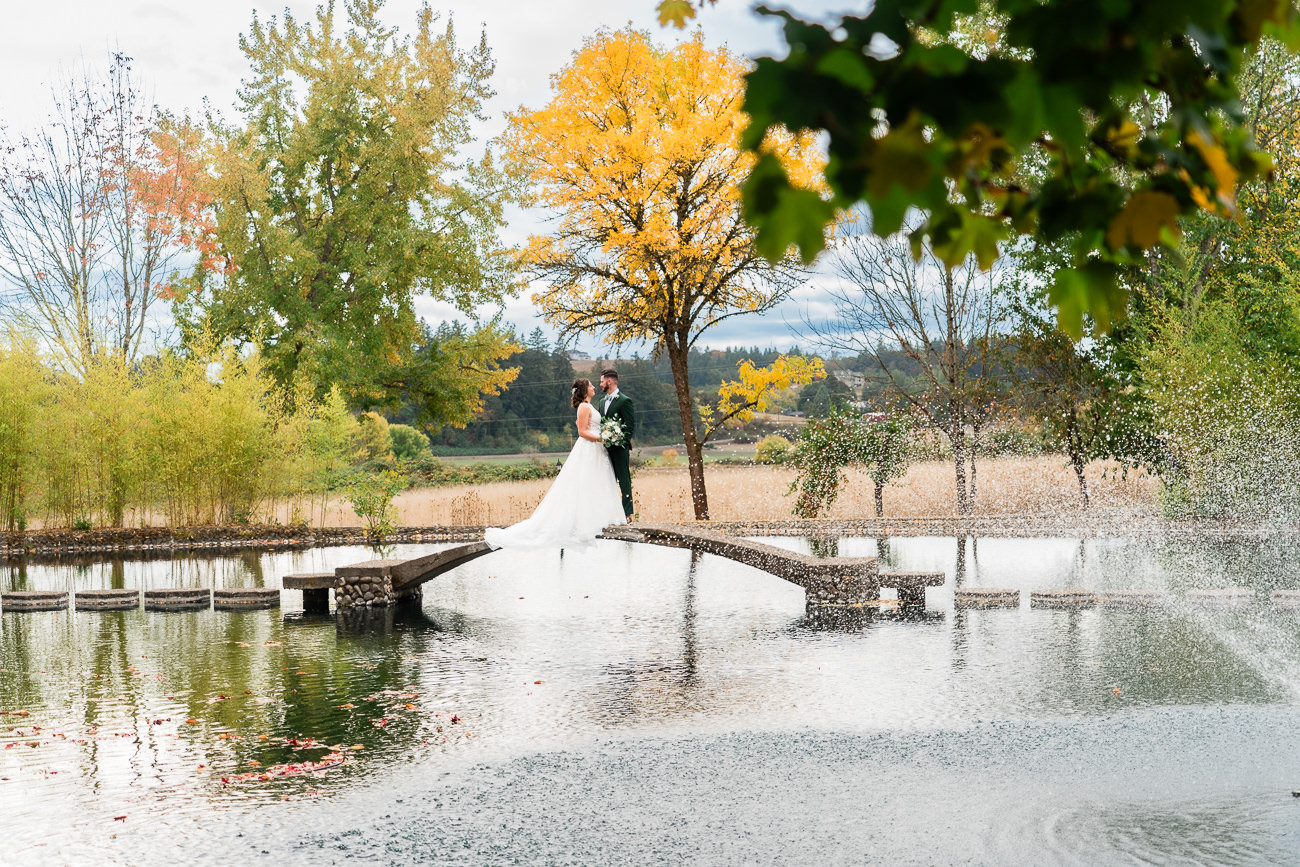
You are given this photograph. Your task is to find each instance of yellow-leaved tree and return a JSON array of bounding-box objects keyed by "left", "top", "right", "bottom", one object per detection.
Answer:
[{"left": 503, "top": 29, "right": 828, "bottom": 519}]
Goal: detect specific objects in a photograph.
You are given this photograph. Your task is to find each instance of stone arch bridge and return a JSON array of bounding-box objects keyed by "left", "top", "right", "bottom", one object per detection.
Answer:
[{"left": 284, "top": 523, "right": 944, "bottom": 612}]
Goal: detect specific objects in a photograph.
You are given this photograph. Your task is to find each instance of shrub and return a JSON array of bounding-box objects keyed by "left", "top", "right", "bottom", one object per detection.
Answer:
[
  {"left": 754, "top": 435, "right": 793, "bottom": 465},
  {"left": 400, "top": 456, "right": 561, "bottom": 488},
  {"left": 983, "top": 427, "right": 1045, "bottom": 457},
  {"left": 344, "top": 470, "right": 407, "bottom": 541},
  {"left": 389, "top": 424, "right": 433, "bottom": 462}
]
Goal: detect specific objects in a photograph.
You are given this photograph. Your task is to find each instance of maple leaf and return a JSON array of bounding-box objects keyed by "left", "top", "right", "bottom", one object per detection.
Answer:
[
  {"left": 1106, "top": 191, "right": 1182, "bottom": 251},
  {"left": 657, "top": 0, "right": 695, "bottom": 28}
]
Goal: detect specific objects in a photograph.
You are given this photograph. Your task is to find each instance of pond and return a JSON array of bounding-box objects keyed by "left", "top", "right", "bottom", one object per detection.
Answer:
[{"left": 4, "top": 534, "right": 1300, "bottom": 865}]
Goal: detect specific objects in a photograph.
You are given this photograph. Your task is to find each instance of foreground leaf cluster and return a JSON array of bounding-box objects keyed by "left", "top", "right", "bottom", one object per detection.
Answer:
[{"left": 742, "top": 0, "right": 1297, "bottom": 337}]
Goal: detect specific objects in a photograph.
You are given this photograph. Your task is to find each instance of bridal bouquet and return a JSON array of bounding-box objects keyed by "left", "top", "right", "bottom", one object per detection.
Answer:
[{"left": 600, "top": 416, "right": 627, "bottom": 447}]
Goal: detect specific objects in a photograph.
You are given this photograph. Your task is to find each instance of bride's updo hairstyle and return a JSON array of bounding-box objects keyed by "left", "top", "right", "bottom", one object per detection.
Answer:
[{"left": 571, "top": 378, "right": 592, "bottom": 408}]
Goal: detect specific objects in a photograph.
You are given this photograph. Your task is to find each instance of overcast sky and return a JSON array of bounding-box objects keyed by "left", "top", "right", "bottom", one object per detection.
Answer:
[{"left": 0, "top": 0, "right": 855, "bottom": 355}]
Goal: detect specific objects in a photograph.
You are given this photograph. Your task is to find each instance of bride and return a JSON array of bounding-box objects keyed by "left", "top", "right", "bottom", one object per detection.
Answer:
[{"left": 484, "top": 379, "right": 627, "bottom": 550}]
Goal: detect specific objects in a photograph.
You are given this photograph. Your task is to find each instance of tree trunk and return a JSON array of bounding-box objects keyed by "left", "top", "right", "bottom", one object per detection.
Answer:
[
  {"left": 1072, "top": 454, "right": 1090, "bottom": 508},
  {"left": 951, "top": 421, "right": 971, "bottom": 516},
  {"left": 873, "top": 480, "right": 884, "bottom": 517},
  {"left": 954, "top": 534, "right": 968, "bottom": 584},
  {"left": 666, "top": 340, "right": 709, "bottom": 520},
  {"left": 968, "top": 421, "right": 980, "bottom": 513},
  {"left": 1067, "top": 411, "right": 1090, "bottom": 508}
]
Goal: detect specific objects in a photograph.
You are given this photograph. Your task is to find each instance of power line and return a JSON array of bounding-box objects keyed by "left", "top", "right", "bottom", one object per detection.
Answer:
[
  {"left": 456, "top": 406, "right": 690, "bottom": 425},
  {"left": 493, "top": 358, "right": 798, "bottom": 391}
]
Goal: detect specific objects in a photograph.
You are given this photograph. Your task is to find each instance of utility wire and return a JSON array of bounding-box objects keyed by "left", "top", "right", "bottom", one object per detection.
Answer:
[
  {"left": 455, "top": 406, "right": 694, "bottom": 425},
  {"left": 489, "top": 359, "right": 798, "bottom": 391}
]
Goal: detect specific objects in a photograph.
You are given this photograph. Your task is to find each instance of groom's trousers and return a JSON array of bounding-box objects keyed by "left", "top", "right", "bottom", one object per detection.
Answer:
[{"left": 608, "top": 444, "right": 633, "bottom": 517}]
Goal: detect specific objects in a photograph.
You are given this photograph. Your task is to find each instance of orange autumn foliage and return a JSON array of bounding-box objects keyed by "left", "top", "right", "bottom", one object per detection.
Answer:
[{"left": 502, "top": 28, "right": 831, "bottom": 519}]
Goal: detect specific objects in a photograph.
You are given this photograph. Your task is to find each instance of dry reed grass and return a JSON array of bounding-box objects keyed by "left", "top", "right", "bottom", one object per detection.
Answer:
[{"left": 303, "top": 455, "right": 1158, "bottom": 526}]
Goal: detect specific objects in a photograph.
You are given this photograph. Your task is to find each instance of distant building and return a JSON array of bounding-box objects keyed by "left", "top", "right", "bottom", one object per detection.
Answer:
[
  {"left": 831, "top": 369, "right": 866, "bottom": 389},
  {"left": 567, "top": 349, "right": 591, "bottom": 362}
]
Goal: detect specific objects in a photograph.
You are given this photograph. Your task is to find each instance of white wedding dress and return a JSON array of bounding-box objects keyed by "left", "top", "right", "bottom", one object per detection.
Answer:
[{"left": 484, "top": 403, "right": 626, "bottom": 550}]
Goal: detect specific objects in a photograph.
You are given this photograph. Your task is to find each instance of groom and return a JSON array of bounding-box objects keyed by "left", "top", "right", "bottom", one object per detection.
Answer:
[{"left": 599, "top": 368, "right": 635, "bottom": 522}]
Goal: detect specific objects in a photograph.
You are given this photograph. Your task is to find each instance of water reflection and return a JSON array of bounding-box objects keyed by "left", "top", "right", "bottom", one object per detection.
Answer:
[{"left": 3, "top": 535, "right": 1300, "bottom": 859}]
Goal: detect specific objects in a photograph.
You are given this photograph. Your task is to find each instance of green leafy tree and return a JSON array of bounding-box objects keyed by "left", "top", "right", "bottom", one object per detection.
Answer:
[
  {"left": 797, "top": 376, "right": 854, "bottom": 417},
  {"left": 813, "top": 215, "right": 1003, "bottom": 514},
  {"left": 354, "top": 412, "right": 395, "bottom": 464},
  {"left": 180, "top": 0, "right": 520, "bottom": 419},
  {"left": 1140, "top": 299, "right": 1300, "bottom": 520},
  {"left": 740, "top": 0, "right": 1295, "bottom": 338},
  {"left": 0, "top": 331, "right": 47, "bottom": 530},
  {"left": 788, "top": 411, "right": 911, "bottom": 518},
  {"left": 1006, "top": 282, "right": 1122, "bottom": 507}
]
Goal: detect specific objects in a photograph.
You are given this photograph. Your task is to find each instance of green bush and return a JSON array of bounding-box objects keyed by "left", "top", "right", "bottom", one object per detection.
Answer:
[
  {"left": 983, "top": 427, "right": 1046, "bottom": 457},
  {"left": 389, "top": 424, "right": 433, "bottom": 462},
  {"left": 343, "top": 470, "right": 407, "bottom": 540},
  {"left": 754, "top": 435, "right": 793, "bottom": 465},
  {"left": 399, "top": 456, "right": 561, "bottom": 488}
]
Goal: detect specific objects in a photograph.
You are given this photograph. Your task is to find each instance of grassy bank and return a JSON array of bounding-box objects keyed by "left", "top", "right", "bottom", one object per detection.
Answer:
[{"left": 283, "top": 455, "right": 1156, "bottom": 527}]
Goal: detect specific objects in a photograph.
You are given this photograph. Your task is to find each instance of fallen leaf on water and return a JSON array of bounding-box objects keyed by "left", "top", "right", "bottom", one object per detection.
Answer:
[
  {"left": 1113, "top": 688, "right": 1122, "bottom": 694},
  {"left": 185, "top": 719, "right": 199, "bottom": 725},
  {"left": 247, "top": 760, "right": 261, "bottom": 766},
  {"left": 114, "top": 815, "right": 126, "bottom": 821},
  {"left": 338, "top": 703, "right": 354, "bottom": 709},
  {"left": 349, "top": 744, "right": 364, "bottom": 751},
  {"left": 534, "top": 680, "right": 544, "bottom": 685},
  {"left": 404, "top": 704, "right": 417, "bottom": 710}
]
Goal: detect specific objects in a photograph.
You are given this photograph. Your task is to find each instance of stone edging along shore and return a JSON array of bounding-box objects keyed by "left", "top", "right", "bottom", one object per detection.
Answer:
[{"left": 3, "top": 513, "right": 1296, "bottom": 561}]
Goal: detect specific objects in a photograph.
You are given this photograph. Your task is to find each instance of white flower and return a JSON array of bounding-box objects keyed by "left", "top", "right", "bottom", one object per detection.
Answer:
[{"left": 600, "top": 416, "right": 627, "bottom": 447}]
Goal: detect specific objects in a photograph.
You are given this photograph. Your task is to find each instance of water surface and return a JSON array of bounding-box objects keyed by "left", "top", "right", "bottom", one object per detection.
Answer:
[{"left": 4, "top": 535, "right": 1300, "bottom": 864}]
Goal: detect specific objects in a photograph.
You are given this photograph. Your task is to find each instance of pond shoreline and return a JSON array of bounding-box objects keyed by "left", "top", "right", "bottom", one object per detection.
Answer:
[{"left": 3, "top": 512, "right": 1297, "bottom": 561}]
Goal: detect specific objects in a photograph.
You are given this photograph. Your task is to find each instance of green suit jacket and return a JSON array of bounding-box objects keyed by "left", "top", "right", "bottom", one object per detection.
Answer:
[{"left": 601, "top": 392, "right": 635, "bottom": 447}]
